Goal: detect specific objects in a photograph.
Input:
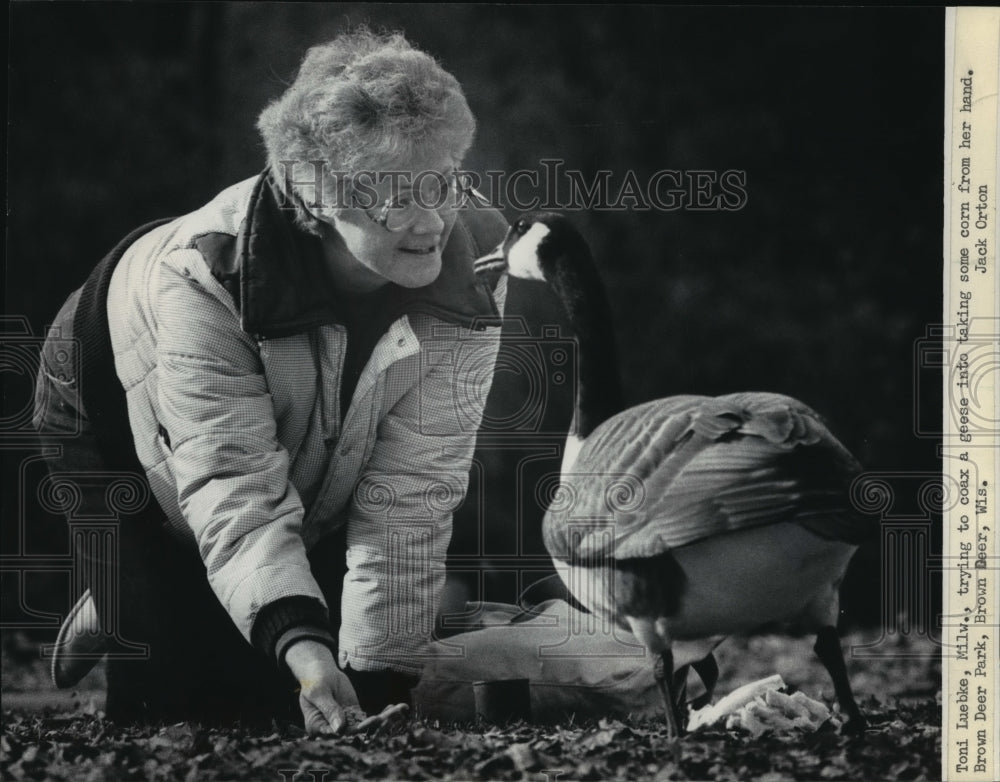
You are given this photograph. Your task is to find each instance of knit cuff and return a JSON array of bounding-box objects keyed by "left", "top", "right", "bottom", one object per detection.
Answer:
[{"left": 251, "top": 596, "right": 333, "bottom": 666}]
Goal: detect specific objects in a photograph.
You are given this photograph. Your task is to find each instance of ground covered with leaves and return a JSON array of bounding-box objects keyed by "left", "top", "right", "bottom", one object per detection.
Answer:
[
  {"left": 1, "top": 631, "right": 941, "bottom": 781},
  {"left": 2, "top": 700, "right": 941, "bottom": 782}
]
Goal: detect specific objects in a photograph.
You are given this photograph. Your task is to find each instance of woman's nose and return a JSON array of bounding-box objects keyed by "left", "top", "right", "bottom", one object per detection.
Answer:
[{"left": 410, "top": 203, "right": 446, "bottom": 234}]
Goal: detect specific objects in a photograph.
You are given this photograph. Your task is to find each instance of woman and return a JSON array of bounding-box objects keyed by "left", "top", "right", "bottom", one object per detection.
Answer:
[{"left": 33, "top": 30, "right": 508, "bottom": 733}]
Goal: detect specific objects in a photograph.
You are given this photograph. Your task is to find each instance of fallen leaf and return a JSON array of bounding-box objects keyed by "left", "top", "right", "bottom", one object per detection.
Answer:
[
  {"left": 506, "top": 741, "right": 540, "bottom": 772},
  {"left": 474, "top": 751, "right": 514, "bottom": 777}
]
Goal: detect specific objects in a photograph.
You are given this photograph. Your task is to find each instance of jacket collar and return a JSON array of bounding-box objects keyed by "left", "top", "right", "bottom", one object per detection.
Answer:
[{"left": 233, "top": 171, "right": 502, "bottom": 339}]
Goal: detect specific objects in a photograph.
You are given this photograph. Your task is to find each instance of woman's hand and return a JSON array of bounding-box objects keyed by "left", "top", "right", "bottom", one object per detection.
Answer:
[{"left": 284, "top": 639, "right": 360, "bottom": 735}]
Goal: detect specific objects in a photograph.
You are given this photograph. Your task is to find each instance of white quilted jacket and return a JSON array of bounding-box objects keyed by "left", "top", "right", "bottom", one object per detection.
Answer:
[{"left": 106, "top": 173, "right": 507, "bottom": 674}]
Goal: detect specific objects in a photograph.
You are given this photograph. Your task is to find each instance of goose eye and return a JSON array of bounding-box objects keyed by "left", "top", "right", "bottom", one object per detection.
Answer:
[{"left": 514, "top": 218, "right": 529, "bottom": 236}]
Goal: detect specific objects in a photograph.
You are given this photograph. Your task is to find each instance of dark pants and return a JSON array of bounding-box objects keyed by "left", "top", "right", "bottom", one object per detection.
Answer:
[{"left": 34, "top": 292, "right": 349, "bottom": 726}]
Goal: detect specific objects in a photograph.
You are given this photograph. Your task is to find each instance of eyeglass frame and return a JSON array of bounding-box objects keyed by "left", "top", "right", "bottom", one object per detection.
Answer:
[{"left": 351, "top": 171, "right": 487, "bottom": 232}]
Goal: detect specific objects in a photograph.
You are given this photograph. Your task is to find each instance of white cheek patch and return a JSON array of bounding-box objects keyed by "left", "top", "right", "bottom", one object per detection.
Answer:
[
  {"left": 506, "top": 223, "right": 551, "bottom": 280},
  {"left": 560, "top": 432, "right": 585, "bottom": 475}
]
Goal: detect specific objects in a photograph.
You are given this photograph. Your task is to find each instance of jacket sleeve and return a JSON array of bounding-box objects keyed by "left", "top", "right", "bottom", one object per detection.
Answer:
[
  {"left": 338, "top": 276, "right": 508, "bottom": 675},
  {"left": 152, "top": 251, "right": 330, "bottom": 644}
]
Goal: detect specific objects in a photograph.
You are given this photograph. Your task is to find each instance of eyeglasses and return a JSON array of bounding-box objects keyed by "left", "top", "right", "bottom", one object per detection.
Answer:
[{"left": 354, "top": 171, "right": 486, "bottom": 232}]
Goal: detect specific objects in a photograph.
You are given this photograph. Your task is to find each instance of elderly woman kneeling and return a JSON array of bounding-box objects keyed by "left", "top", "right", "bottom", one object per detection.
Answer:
[{"left": 34, "top": 30, "right": 507, "bottom": 733}]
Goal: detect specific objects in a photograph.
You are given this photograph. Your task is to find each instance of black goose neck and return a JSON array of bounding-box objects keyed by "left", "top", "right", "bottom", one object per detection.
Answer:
[{"left": 548, "top": 256, "right": 623, "bottom": 439}]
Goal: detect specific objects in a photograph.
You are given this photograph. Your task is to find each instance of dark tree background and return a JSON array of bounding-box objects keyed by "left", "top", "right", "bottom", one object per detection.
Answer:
[{"left": 4, "top": 5, "right": 943, "bottom": 634}]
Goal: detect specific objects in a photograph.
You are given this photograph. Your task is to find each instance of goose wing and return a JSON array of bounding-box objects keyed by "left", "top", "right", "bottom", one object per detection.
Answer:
[{"left": 543, "top": 393, "right": 868, "bottom": 563}]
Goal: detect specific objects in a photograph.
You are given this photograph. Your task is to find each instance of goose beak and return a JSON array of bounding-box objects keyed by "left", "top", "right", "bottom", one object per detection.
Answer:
[{"left": 474, "top": 240, "right": 508, "bottom": 274}]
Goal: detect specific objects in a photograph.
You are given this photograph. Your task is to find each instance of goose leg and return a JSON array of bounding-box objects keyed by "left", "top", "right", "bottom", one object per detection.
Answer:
[
  {"left": 672, "top": 664, "right": 690, "bottom": 727},
  {"left": 655, "top": 648, "right": 686, "bottom": 740},
  {"left": 814, "top": 625, "right": 866, "bottom": 735},
  {"left": 689, "top": 653, "right": 720, "bottom": 711}
]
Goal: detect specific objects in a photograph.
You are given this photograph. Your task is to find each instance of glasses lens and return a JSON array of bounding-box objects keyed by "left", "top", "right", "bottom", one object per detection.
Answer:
[
  {"left": 377, "top": 173, "right": 476, "bottom": 231},
  {"left": 384, "top": 203, "right": 416, "bottom": 231}
]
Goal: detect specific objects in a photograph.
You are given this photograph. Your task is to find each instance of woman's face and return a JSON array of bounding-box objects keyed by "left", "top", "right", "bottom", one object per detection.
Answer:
[{"left": 317, "top": 153, "right": 462, "bottom": 294}]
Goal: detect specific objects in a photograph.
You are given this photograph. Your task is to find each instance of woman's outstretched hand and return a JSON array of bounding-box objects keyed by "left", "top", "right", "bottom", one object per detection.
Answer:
[{"left": 285, "top": 639, "right": 360, "bottom": 735}]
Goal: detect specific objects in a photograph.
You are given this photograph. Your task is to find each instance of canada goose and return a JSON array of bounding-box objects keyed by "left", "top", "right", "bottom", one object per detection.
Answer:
[{"left": 481, "top": 213, "right": 871, "bottom": 739}]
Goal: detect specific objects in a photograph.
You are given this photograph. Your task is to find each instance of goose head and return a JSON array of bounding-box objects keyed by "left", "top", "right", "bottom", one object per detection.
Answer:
[
  {"left": 486, "top": 212, "right": 624, "bottom": 447},
  {"left": 483, "top": 213, "right": 598, "bottom": 289}
]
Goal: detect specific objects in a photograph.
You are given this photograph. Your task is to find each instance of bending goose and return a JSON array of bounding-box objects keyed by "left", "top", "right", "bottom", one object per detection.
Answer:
[{"left": 481, "top": 213, "right": 871, "bottom": 739}]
